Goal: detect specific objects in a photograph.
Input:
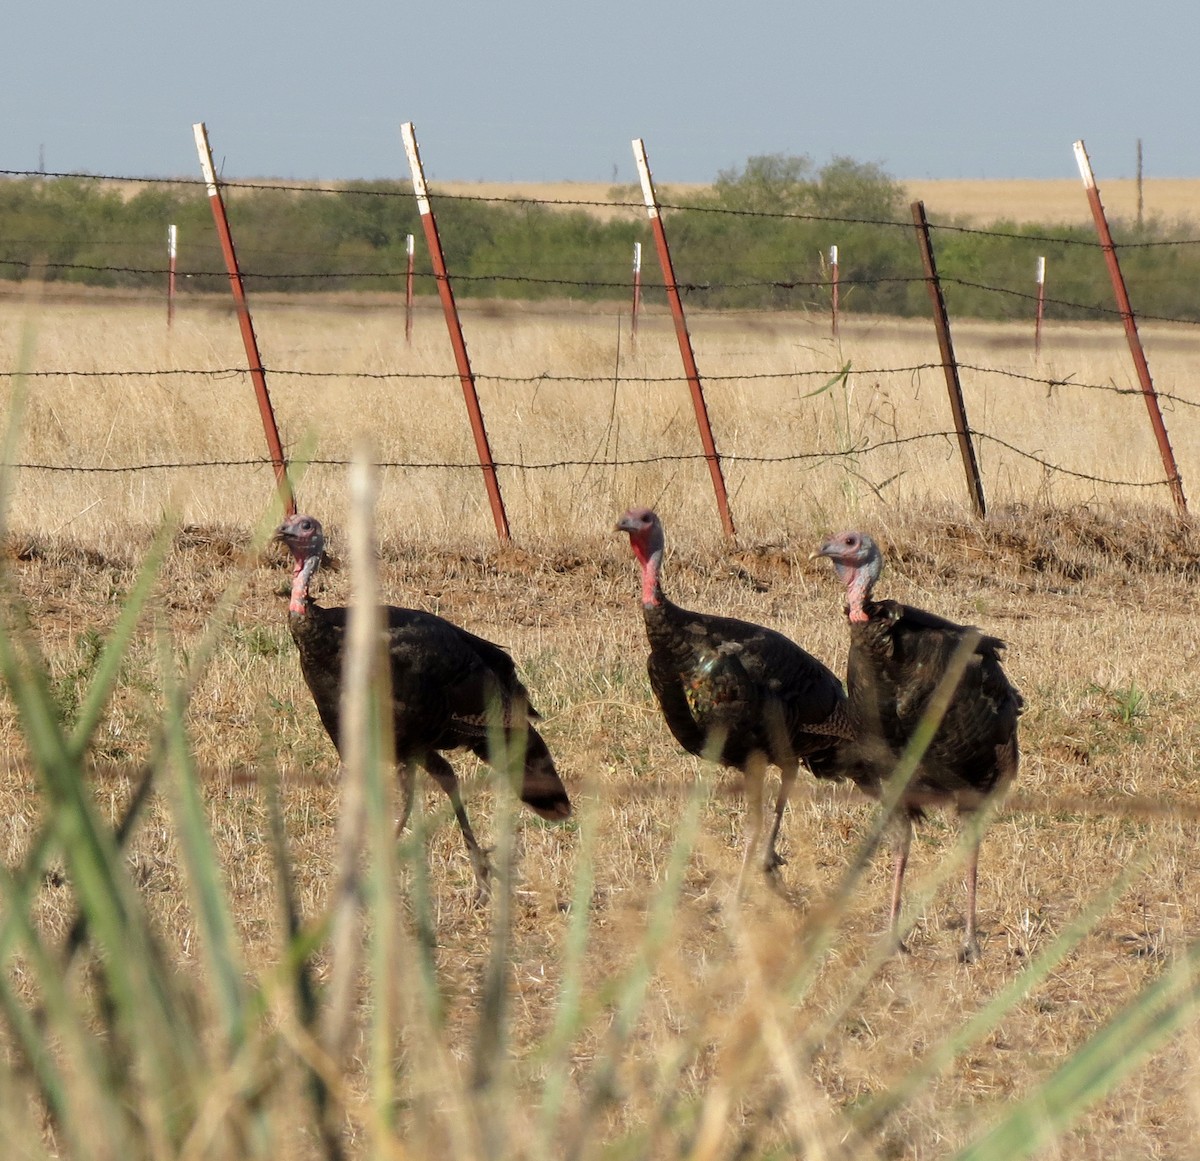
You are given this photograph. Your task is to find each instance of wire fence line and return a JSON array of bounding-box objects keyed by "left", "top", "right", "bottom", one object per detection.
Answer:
[
  {"left": 0, "top": 431, "right": 1174, "bottom": 491},
  {"left": 3, "top": 168, "right": 1199, "bottom": 252},
  {"left": 7, "top": 360, "right": 1199, "bottom": 412},
  {"left": 9, "top": 259, "right": 1200, "bottom": 330},
  {"left": 8, "top": 165, "right": 1200, "bottom": 246},
  {"left": 5, "top": 253, "right": 1200, "bottom": 313},
  {"left": 3, "top": 163, "right": 1199, "bottom": 525},
  {"left": 5, "top": 160, "right": 1200, "bottom": 335}
]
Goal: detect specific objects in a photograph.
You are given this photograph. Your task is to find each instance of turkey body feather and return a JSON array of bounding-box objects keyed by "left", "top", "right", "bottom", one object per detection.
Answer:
[
  {"left": 642, "top": 598, "right": 850, "bottom": 774},
  {"left": 815, "top": 529, "right": 1022, "bottom": 960},
  {"left": 843, "top": 598, "right": 1022, "bottom": 809},
  {"left": 278, "top": 514, "right": 569, "bottom": 897},
  {"left": 617, "top": 506, "right": 852, "bottom": 884}
]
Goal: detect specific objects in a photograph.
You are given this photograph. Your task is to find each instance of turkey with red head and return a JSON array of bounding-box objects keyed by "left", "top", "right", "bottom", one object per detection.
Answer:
[
  {"left": 616, "top": 506, "right": 852, "bottom": 886},
  {"left": 277, "top": 513, "right": 570, "bottom": 898},
  {"left": 813, "top": 529, "right": 1022, "bottom": 960}
]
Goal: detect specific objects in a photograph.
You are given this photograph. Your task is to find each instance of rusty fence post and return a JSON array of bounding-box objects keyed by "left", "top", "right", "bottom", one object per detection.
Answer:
[
  {"left": 192, "top": 122, "right": 295, "bottom": 517},
  {"left": 632, "top": 137, "right": 735, "bottom": 538},
  {"left": 911, "top": 201, "right": 987, "bottom": 519},
  {"left": 401, "top": 123, "right": 510, "bottom": 541},
  {"left": 1074, "top": 139, "right": 1187, "bottom": 515}
]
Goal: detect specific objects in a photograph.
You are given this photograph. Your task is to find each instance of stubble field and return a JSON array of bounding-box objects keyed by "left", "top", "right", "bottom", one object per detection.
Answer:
[
  {"left": 434, "top": 176, "right": 1200, "bottom": 227},
  {"left": 3, "top": 283, "right": 1200, "bottom": 1158}
]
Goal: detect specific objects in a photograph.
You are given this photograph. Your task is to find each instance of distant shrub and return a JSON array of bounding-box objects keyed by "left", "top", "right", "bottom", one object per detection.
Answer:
[{"left": 3, "top": 159, "right": 1200, "bottom": 321}]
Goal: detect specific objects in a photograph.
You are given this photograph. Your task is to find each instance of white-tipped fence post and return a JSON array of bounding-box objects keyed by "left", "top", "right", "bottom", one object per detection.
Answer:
[
  {"left": 404, "top": 233, "right": 415, "bottom": 344},
  {"left": 401, "top": 121, "right": 510, "bottom": 540},
  {"left": 1034, "top": 256, "right": 1046, "bottom": 356},
  {"left": 167, "top": 223, "right": 178, "bottom": 329},
  {"left": 630, "top": 240, "right": 642, "bottom": 347},
  {"left": 632, "top": 136, "right": 735, "bottom": 538},
  {"left": 829, "top": 243, "right": 840, "bottom": 339},
  {"left": 1074, "top": 138, "right": 1186, "bottom": 515},
  {"left": 193, "top": 122, "right": 295, "bottom": 517}
]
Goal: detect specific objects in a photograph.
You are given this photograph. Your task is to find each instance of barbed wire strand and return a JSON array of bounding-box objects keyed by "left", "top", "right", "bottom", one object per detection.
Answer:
[
  {"left": 6, "top": 360, "right": 1198, "bottom": 412},
  {"left": 0, "top": 429, "right": 1170, "bottom": 489},
  {"left": 8, "top": 167, "right": 1200, "bottom": 249}
]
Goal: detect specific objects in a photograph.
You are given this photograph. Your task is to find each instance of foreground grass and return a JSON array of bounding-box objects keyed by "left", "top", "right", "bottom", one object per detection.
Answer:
[{"left": 0, "top": 500, "right": 1198, "bottom": 1158}]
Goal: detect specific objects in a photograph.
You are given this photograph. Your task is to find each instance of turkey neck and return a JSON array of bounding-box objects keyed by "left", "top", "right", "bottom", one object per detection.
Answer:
[
  {"left": 844, "top": 566, "right": 876, "bottom": 623},
  {"left": 289, "top": 553, "right": 321, "bottom": 616},
  {"left": 635, "top": 547, "right": 693, "bottom": 651},
  {"left": 633, "top": 541, "right": 666, "bottom": 609}
]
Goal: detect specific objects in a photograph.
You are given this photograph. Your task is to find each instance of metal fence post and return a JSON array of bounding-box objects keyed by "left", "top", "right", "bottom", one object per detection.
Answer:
[
  {"left": 1074, "top": 139, "right": 1187, "bottom": 515},
  {"left": 192, "top": 122, "right": 295, "bottom": 517},
  {"left": 401, "top": 122, "right": 510, "bottom": 541},
  {"left": 830, "top": 243, "right": 840, "bottom": 340},
  {"left": 911, "top": 200, "right": 987, "bottom": 519},
  {"left": 404, "top": 233, "right": 415, "bottom": 344},
  {"left": 167, "top": 224, "right": 177, "bottom": 330},
  {"left": 632, "top": 137, "right": 735, "bottom": 538}
]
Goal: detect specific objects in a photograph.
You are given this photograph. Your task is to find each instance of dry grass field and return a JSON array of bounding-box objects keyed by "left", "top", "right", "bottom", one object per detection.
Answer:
[
  {"left": 5, "top": 285, "right": 1200, "bottom": 543},
  {"left": 4, "top": 286, "right": 1200, "bottom": 1157},
  {"left": 904, "top": 178, "right": 1200, "bottom": 226},
  {"left": 432, "top": 177, "right": 1200, "bottom": 226}
]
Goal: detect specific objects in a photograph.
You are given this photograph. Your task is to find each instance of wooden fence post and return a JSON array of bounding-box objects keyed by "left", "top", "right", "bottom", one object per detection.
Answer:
[
  {"left": 911, "top": 200, "right": 987, "bottom": 519},
  {"left": 1074, "top": 139, "right": 1187, "bottom": 515},
  {"left": 632, "top": 137, "right": 735, "bottom": 538},
  {"left": 192, "top": 122, "right": 295, "bottom": 517},
  {"left": 401, "top": 122, "right": 510, "bottom": 541}
]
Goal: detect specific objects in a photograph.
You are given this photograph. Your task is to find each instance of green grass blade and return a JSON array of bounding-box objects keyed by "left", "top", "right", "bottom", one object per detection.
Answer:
[
  {"left": 853, "top": 853, "right": 1148, "bottom": 1137},
  {"left": 0, "top": 603, "right": 203, "bottom": 1143},
  {"left": 953, "top": 936, "right": 1200, "bottom": 1161},
  {"left": 474, "top": 699, "right": 521, "bottom": 1101},
  {"left": 66, "top": 520, "right": 174, "bottom": 759},
  {"left": 564, "top": 772, "right": 707, "bottom": 1160},
  {"left": 535, "top": 792, "right": 600, "bottom": 1152},
  {"left": 0, "top": 860, "right": 132, "bottom": 1156},
  {"left": 157, "top": 627, "right": 251, "bottom": 1050}
]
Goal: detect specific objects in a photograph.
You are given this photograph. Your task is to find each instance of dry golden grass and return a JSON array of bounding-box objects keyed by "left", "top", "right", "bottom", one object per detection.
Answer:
[
  {"left": 5, "top": 291, "right": 1200, "bottom": 1156},
  {"left": 905, "top": 177, "right": 1200, "bottom": 226},
  {"left": 428, "top": 177, "right": 1200, "bottom": 226},
  {"left": 93, "top": 173, "right": 1200, "bottom": 227},
  {"left": 4, "top": 287, "right": 1200, "bottom": 546}
]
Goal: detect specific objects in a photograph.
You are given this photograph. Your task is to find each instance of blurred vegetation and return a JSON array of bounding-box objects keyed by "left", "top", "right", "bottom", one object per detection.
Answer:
[{"left": 2, "top": 156, "right": 1199, "bottom": 321}]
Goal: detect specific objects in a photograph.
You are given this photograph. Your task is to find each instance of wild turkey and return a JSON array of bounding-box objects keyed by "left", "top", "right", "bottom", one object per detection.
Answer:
[
  {"left": 813, "top": 530, "right": 1022, "bottom": 960},
  {"left": 616, "top": 506, "right": 852, "bottom": 885},
  {"left": 277, "top": 513, "right": 571, "bottom": 897}
]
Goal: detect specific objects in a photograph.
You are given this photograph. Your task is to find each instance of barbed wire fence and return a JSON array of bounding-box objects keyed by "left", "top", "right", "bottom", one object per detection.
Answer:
[{"left": 1, "top": 148, "right": 1197, "bottom": 537}]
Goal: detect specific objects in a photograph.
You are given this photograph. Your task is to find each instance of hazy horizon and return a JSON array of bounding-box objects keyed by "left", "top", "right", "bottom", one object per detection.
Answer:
[{"left": 7, "top": 0, "right": 1200, "bottom": 187}]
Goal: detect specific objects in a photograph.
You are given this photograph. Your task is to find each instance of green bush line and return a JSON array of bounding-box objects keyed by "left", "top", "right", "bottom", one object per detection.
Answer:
[{"left": 3, "top": 155, "right": 1199, "bottom": 322}]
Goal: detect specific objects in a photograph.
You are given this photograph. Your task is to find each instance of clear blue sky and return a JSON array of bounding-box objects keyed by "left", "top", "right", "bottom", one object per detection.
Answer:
[{"left": 7, "top": 0, "right": 1200, "bottom": 185}]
